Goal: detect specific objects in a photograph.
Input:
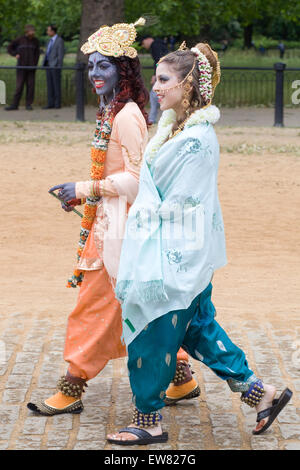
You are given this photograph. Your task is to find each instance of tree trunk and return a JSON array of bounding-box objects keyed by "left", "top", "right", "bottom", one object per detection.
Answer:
[
  {"left": 77, "top": 0, "right": 124, "bottom": 63},
  {"left": 243, "top": 24, "right": 254, "bottom": 49}
]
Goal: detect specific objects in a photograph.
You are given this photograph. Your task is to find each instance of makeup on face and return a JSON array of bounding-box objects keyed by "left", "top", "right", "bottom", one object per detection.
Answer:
[
  {"left": 88, "top": 52, "right": 119, "bottom": 101},
  {"left": 153, "top": 62, "right": 184, "bottom": 112}
]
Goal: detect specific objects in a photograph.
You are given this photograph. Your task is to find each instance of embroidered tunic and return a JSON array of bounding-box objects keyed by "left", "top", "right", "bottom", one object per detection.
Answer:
[
  {"left": 63, "top": 102, "right": 148, "bottom": 379},
  {"left": 75, "top": 102, "right": 148, "bottom": 279},
  {"left": 115, "top": 106, "right": 227, "bottom": 346}
]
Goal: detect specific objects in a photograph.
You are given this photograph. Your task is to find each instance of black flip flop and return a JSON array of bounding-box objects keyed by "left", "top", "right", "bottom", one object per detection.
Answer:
[
  {"left": 252, "top": 387, "right": 293, "bottom": 435},
  {"left": 107, "top": 427, "right": 168, "bottom": 446}
]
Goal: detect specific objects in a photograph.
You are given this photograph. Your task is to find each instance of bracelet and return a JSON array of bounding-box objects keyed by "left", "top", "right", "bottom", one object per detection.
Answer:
[
  {"left": 91, "top": 180, "right": 106, "bottom": 197},
  {"left": 240, "top": 380, "right": 265, "bottom": 407},
  {"left": 132, "top": 408, "right": 162, "bottom": 428}
]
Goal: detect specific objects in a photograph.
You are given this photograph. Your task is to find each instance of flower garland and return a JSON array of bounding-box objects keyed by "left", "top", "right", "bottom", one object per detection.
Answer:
[
  {"left": 190, "top": 47, "right": 212, "bottom": 104},
  {"left": 67, "top": 105, "right": 115, "bottom": 288},
  {"left": 145, "top": 105, "right": 220, "bottom": 166}
]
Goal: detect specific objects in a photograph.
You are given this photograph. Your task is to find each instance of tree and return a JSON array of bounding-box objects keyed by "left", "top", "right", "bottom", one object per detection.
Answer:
[
  {"left": 77, "top": 0, "right": 125, "bottom": 62},
  {"left": 215, "top": 0, "right": 300, "bottom": 48},
  {"left": 0, "top": 0, "right": 81, "bottom": 42},
  {"left": 125, "top": 0, "right": 210, "bottom": 38},
  {"left": 125, "top": 0, "right": 300, "bottom": 48}
]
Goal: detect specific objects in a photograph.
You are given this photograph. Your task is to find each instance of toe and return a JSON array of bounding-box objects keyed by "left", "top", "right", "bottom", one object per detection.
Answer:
[
  {"left": 254, "top": 418, "right": 267, "bottom": 433},
  {"left": 27, "top": 403, "right": 39, "bottom": 412},
  {"left": 107, "top": 432, "right": 138, "bottom": 442}
]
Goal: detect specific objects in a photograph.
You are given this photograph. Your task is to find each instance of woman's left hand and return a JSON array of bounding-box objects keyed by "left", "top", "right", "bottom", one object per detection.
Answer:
[{"left": 49, "top": 183, "right": 76, "bottom": 203}]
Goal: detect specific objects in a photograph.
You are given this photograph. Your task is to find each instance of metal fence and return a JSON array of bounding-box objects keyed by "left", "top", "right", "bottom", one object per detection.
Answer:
[
  {"left": 0, "top": 64, "right": 85, "bottom": 120},
  {"left": 0, "top": 63, "right": 299, "bottom": 125}
]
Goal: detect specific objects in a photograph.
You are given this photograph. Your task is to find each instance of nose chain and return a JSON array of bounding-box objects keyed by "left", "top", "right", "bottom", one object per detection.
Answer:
[{"left": 155, "top": 60, "right": 196, "bottom": 96}]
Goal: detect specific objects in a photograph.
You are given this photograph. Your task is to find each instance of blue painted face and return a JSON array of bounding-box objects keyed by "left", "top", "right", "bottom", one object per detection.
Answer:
[{"left": 88, "top": 52, "right": 119, "bottom": 102}]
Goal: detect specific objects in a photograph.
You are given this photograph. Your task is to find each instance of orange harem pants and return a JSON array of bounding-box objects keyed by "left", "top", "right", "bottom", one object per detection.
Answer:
[{"left": 64, "top": 267, "right": 188, "bottom": 381}]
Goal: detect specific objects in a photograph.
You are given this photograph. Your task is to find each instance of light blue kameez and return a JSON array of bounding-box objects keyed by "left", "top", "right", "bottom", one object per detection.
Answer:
[
  {"left": 116, "top": 109, "right": 227, "bottom": 346},
  {"left": 115, "top": 107, "right": 258, "bottom": 413}
]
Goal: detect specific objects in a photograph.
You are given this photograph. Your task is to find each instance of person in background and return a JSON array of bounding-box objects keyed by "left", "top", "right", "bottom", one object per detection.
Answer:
[
  {"left": 5, "top": 24, "right": 40, "bottom": 111},
  {"left": 42, "top": 25, "right": 65, "bottom": 109},
  {"left": 221, "top": 39, "right": 228, "bottom": 54},
  {"left": 259, "top": 44, "right": 266, "bottom": 55},
  {"left": 139, "top": 35, "right": 168, "bottom": 124},
  {"left": 278, "top": 42, "right": 285, "bottom": 59},
  {"left": 169, "top": 36, "right": 176, "bottom": 51}
]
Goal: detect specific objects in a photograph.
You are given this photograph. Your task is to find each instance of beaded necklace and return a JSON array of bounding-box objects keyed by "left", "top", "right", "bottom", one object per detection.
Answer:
[{"left": 168, "top": 112, "right": 195, "bottom": 140}]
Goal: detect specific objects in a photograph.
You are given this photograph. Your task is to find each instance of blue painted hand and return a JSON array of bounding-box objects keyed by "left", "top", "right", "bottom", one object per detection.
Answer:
[{"left": 49, "top": 182, "right": 76, "bottom": 204}]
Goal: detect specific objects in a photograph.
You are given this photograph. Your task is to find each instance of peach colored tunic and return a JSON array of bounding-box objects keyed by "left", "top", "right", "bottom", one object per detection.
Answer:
[
  {"left": 64, "top": 102, "right": 148, "bottom": 380},
  {"left": 76, "top": 102, "right": 148, "bottom": 278}
]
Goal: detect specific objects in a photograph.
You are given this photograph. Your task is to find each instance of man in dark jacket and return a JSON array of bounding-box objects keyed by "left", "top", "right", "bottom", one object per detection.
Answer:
[
  {"left": 139, "top": 35, "right": 169, "bottom": 124},
  {"left": 42, "top": 25, "right": 65, "bottom": 109},
  {"left": 5, "top": 24, "right": 40, "bottom": 110}
]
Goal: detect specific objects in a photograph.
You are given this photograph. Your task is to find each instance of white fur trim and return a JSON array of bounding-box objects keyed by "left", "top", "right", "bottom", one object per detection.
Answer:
[{"left": 145, "top": 105, "right": 220, "bottom": 165}]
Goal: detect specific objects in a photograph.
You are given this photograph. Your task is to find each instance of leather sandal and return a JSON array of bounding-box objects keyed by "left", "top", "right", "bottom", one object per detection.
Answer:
[
  {"left": 107, "top": 427, "right": 168, "bottom": 446},
  {"left": 253, "top": 388, "right": 293, "bottom": 435}
]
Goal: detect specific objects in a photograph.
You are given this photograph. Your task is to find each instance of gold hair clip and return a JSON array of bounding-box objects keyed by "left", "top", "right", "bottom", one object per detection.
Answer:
[{"left": 178, "top": 41, "right": 187, "bottom": 51}]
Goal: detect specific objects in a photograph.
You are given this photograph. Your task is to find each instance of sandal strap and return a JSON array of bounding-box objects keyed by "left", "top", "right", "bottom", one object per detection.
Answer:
[
  {"left": 118, "top": 427, "right": 152, "bottom": 439},
  {"left": 256, "top": 398, "right": 280, "bottom": 422},
  {"left": 256, "top": 405, "right": 275, "bottom": 422}
]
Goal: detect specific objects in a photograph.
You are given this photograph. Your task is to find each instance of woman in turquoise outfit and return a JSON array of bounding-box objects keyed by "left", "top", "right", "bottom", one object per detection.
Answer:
[{"left": 107, "top": 42, "right": 292, "bottom": 446}]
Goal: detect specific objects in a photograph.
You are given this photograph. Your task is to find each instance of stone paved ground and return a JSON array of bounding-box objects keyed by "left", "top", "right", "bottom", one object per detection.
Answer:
[
  {"left": 0, "top": 314, "right": 299, "bottom": 450},
  {"left": 0, "top": 119, "right": 299, "bottom": 450}
]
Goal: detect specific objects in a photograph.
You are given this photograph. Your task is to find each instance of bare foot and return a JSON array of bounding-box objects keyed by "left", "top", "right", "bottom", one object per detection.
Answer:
[
  {"left": 107, "top": 422, "right": 163, "bottom": 443},
  {"left": 253, "top": 383, "right": 276, "bottom": 433}
]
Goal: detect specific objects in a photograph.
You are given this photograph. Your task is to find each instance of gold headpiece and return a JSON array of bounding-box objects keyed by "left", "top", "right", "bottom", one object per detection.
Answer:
[
  {"left": 178, "top": 41, "right": 187, "bottom": 51},
  {"left": 211, "top": 50, "right": 221, "bottom": 95},
  {"left": 81, "top": 17, "right": 145, "bottom": 58}
]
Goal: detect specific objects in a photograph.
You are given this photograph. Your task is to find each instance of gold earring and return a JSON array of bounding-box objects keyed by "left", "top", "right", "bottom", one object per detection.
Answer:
[{"left": 182, "top": 79, "right": 192, "bottom": 115}]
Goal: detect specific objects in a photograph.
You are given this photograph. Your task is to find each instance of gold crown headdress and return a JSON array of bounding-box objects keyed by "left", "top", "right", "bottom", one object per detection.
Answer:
[{"left": 81, "top": 17, "right": 145, "bottom": 58}]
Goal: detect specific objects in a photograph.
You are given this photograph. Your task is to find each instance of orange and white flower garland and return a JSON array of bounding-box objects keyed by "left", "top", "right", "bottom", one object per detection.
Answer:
[{"left": 67, "top": 105, "right": 114, "bottom": 288}]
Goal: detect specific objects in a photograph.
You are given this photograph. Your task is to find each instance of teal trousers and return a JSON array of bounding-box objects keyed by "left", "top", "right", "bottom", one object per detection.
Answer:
[{"left": 128, "top": 283, "right": 257, "bottom": 413}]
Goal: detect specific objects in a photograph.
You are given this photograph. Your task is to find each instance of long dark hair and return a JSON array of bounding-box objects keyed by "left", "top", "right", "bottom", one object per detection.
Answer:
[{"left": 95, "top": 55, "right": 149, "bottom": 124}]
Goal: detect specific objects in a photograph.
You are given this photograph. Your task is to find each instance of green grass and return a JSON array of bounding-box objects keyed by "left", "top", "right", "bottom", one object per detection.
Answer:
[
  {"left": 216, "top": 48, "right": 300, "bottom": 68},
  {"left": 1, "top": 51, "right": 299, "bottom": 108}
]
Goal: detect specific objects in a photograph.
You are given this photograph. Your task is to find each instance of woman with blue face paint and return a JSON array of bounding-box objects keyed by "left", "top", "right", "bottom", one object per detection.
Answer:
[{"left": 26, "top": 20, "right": 151, "bottom": 416}]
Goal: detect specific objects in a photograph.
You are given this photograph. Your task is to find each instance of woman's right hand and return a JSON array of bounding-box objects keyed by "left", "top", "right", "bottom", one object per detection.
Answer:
[{"left": 61, "top": 201, "right": 73, "bottom": 212}]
